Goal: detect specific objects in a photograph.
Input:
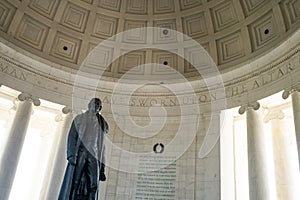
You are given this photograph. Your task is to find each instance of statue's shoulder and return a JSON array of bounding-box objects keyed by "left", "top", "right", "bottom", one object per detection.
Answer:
[{"left": 74, "top": 112, "right": 86, "bottom": 123}]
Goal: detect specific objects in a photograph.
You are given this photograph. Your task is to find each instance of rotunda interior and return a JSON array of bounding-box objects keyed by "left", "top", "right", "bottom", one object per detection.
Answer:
[{"left": 0, "top": 0, "right": 300, "bottom": 199}]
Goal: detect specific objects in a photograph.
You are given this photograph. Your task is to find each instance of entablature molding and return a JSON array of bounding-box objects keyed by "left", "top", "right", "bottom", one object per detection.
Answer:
[{"left": 0, "top": 39, "right": 299, "bottom": 111}]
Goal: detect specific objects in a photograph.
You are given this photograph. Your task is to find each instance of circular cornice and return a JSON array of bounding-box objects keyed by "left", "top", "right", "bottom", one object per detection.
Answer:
[
  {"left": 0, "top": 28, "right": 299, "bottom": 114},
  {"left": 0, "top": 0, "right": 299, "bottom": 82}
]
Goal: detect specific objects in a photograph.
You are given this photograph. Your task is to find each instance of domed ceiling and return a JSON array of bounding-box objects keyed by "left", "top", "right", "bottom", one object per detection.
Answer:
[{"left": 0, "top": 0, "right": 299, "bottom": 81}]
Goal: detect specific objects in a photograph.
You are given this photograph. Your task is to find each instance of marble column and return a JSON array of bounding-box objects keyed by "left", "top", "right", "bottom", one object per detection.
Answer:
[
  {"left": 283, "top": 89, "right": 300, "bottom": 168},
  {"left": 264, "top": 107, "right": 299, "bottom": 200},
  {"left": 239, "top": 102, "right": 270, "bottom": 200},
  {"left": 45, "top": 107, "right": 73, "bottom": 200},
  {"left": 0, "top": 93, "right": 40, "bottom": 200},
  {"left": 196, "top": 112, "right": 221, "bottom": 200}
]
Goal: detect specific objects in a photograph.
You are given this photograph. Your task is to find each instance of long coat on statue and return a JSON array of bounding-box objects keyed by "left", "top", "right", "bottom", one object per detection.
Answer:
[{"left": 58, "top": 111, "right": 109, "bottom": 200}]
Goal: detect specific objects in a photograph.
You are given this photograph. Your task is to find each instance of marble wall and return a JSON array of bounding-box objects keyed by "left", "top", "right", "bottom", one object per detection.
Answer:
[{"left": 96, "top": 113, "right": 220, "bottom": 200}]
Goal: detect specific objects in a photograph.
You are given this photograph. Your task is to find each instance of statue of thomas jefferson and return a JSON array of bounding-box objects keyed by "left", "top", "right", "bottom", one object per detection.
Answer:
[{"left": 59, "top": 98, "right": 109, "bottom": 200}]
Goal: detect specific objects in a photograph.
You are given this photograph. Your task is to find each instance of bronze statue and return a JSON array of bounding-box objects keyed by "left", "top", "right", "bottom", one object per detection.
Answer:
[{"left": 59, "top": 98, "right": 109, "bottom": 200}]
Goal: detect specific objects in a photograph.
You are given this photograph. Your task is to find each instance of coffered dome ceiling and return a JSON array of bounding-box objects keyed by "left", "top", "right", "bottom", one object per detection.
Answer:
[{"left": 0, "top": 0, "right": 299, "bottom": 82}]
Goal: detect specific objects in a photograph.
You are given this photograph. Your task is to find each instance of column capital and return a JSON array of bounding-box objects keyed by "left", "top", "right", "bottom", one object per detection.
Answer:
[
  {"left": 17, "top": 93, "right": 40, "bottom": 106},
  {"left": 62, "top": 106, "right": 72, "bottom": 114},
  {"left": 238, "top": 101, "right": 260, "bottom": 115},
  {"left": 282, "top": 85, "right": 300, "bottom": 99}
]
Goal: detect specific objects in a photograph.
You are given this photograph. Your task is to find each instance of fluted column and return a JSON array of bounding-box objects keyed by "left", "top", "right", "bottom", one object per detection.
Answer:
[
  {"left": 283, "top": 88, "right": 300, "bottom": 168},
  {"left": 239, "top": 102, "right": 270, "bottom": 200},
  {"left": 45, "top": 107, "right": 73, "bottom": 200},
  {"left": 0, "top": 93, "right": 40, "bottom": 200},
  {"left": 264, "top": 107, "right": 299, "bottom": 200}
]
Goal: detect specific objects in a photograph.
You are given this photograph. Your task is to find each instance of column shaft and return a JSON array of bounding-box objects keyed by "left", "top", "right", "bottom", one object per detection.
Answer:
[
  {"left": 0, "top": 100, "right": 33, "bottom": 200},
  {"left": 247, "top": 109, "right": 270, "bottom": 200},
  {"left": 292, "top": 92, "right": 300, "bottom": 166},
  {"left": 45, "top": 112, "right": 73, "bottom": 200},
  {"left": 271, "top": 116, "right": 299, "bottom": 200}
]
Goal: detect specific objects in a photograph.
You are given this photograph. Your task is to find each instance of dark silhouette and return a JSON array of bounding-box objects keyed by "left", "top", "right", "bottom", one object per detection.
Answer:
[{"left": 59, "top": 98, "right": 109, "bottom": 200}]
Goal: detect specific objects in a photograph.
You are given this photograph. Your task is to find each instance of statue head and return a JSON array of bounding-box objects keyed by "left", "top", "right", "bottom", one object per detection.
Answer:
[{"left": 88, "top": 98, "right": 102, "bottom": 113}]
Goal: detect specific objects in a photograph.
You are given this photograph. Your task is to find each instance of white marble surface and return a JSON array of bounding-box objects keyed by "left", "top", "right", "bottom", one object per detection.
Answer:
[
  {"left": 0, "top": 99, "right": 33, "bottom": 200},
  {"left": 292, "top": 92, "right": 300, "bottom": 167},
  {"left": 271, "top": 115, "right": 300, "bottom": 200},
  {"left": 247, "top": 109, "right": 271, "bottom": 200},
  {"left": 44, "top": 112, "right": 73, "bottom": 200},
  {"left": 196, "top": 114, "right": 221, "bottom": 200}
]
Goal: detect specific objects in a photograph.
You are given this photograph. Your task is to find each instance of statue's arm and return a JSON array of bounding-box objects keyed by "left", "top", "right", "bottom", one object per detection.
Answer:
[
  {"left": 101, "top": 115, "right": 109, "bottom": 134},
  {"left": 101, "top": 145, "right": 106, "bottom": 164},
  {"left": 99, "top": 146, "right": 106, "bottom": 181},
  {"left": 104, "top": 119, "right": 109, "bottom": 134},
  {"left": 66, "top": 120, "right": 78, "bottom": 161}
]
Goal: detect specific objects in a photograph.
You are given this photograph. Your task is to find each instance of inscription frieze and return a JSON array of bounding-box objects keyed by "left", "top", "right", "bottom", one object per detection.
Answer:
[
  {"left": 0, "top": 49, "right": 299, "bottom": 108},
  {"left": 100, "top": 61, "right": 297, "bottom": 107},
  {"left": 0, "top": 62, "right": 27, "bottom": 81}
]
